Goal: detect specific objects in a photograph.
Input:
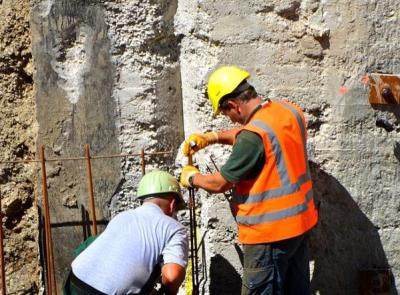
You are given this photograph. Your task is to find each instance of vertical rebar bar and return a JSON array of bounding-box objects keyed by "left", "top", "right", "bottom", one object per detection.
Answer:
[
  {"left": 188, "top": 191, "right": 195, "bottom": 294},
  {"left": 140, "top": 149, "right": 146, "bottom": 176},
  {"left": 85, "top": 144, "right": 97, "bottom": 236},
  {"left": 190, "top": 188, "right": 199, "bottom": 294},
  {"left": 40, "top": 145, "right": 56, "bottom": 295},
  {"left": 187, "top": 154, "right": 199, "bottom": 294},
  {"left": 0, "top": 190, "right": 6, "bottom": 295}
]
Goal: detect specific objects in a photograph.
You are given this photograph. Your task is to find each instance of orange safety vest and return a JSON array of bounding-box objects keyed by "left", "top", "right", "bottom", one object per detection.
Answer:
[{"left": 232, "top": 99, "right": 318, "bottom": 244}]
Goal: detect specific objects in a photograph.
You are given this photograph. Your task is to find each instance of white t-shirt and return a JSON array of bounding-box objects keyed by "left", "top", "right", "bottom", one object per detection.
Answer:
[{"left": 71, "top": 203, "right": 188, "bottom": 294}]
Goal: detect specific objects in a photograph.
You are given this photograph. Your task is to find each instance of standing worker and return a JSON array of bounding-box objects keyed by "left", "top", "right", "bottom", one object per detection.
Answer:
[
  {"left": 66, "top": 170, "right": 188, "bottom": 295},
  {"left": 180, "top": 65, "right": 318, "bottom": 295}
]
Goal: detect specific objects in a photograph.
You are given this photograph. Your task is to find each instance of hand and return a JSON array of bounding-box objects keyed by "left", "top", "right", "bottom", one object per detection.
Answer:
[
  {"left": 180, "top": 165, "right": 200, "bottom": 188},
  {"left": 182, "top": 132, "right": 218, "bottom": 156}
]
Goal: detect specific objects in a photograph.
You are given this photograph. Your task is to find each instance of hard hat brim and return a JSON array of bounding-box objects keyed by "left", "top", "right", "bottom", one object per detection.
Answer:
[{"left": 138, "top": 191, "right": 187, "bottom": 210}]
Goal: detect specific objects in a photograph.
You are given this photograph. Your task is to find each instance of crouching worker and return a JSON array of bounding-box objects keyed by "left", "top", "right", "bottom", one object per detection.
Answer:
[{"left": 66, "top": 170, "right": 188, "bottom": 295}]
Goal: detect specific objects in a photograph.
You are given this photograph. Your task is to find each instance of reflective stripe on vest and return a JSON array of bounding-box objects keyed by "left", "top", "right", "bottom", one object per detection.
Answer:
[
  {"left": 233, "top": 172, "right": 310, "bottom": 205},
  {"left": 232, "top": 100, "right": 318, "bottom": 243},
  {"left": 236, "top": 189, "right": 314, "bottom": 224},
  {"left": 233, "top": 101, "right": 311, "bottom": 206},
  {"left": 275, "top": 100, "right": 311, "bottom": 178}
]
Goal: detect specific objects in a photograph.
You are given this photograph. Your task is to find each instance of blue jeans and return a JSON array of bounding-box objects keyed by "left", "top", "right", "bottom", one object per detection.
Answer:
[{"left": 241, "top": 233, "right": 310, "bottom": 295}]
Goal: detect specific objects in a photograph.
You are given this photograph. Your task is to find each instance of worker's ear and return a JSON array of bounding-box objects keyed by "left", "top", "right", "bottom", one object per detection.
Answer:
[
  {"left": 169, "top": 197, "right": 177, "bottom": 216},
  {"left": 225, "top": 100, "right": 236, "bottom": 111},
  {"left": 229, "top": 99, "right": 242, "bottom": 114}
]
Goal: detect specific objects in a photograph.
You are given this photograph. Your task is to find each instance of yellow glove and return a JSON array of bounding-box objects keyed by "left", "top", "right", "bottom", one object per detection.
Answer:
[
  {"left": 182, "top": 132, "right": 218, "bottom": 156},
  {"left": 180, "top": 165, "right": 200, "bottom": 188}
]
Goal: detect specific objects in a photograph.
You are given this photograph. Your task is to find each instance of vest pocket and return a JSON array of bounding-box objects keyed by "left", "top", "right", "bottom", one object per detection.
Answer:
[{"left": 242, "top": 265, "right": 274, "bottom": 292}]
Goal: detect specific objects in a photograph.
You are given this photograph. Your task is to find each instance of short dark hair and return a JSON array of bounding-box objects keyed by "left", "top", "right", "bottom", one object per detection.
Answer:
[{"left": 219, "top": 80, "right": 258, "bottom": 110}]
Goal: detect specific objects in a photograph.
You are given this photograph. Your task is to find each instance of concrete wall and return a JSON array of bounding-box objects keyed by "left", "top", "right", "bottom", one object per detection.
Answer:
[
  {"left": 175, "top": 0, "right": 400, "bottom": 294},
  {"left": 1, "top": 0, "right": 399, "bottom": 293},
  {"left": 30, "top": 0, "right": 184, "bottom": 292},
  {"left": 31, "top": 1, "right": 121, "bottom": 288}
]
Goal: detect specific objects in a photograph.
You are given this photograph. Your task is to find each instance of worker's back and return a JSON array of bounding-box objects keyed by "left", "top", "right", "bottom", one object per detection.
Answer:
[{"left": 71, "top": 202, "right": 187, "bottom": 294}]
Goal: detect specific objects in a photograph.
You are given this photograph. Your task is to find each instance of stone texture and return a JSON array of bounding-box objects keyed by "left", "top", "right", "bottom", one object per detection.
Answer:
[
  {"left": 30, "top": 0, "right": 184, "bottom": 292},
  {"left": 100, "top": 0, "right": 184, "bottom": 214},
  {"left": 30, "top": 1, "right": 121, "bottom": 291},
  {"left": 175, "top": 0, "right": 400, "bottom": 293},
  {"left": 0, "top": 0, "right": 41, "bottom": 293}
]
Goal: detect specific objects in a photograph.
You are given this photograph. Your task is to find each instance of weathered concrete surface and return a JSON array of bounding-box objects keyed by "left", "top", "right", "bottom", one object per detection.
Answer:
[
  {"left": 0, "top": 0, "right": 41, "bottom": 293},
  {"left": 30, "top": 0, "right": 184, "bottom": 292},
  {"left": 30, "top": 1, "right": 121, "bottom": 290},
  {"left": 176, "top": 0, "right": 400, "bottom": 294},
  {"left": 101, "top": 0, "right": 184, "bottom": 215}
]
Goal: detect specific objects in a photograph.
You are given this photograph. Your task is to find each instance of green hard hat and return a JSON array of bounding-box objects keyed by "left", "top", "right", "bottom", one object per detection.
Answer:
[{"left": 137, "top": 170, "right": 186, "bottom": 210}]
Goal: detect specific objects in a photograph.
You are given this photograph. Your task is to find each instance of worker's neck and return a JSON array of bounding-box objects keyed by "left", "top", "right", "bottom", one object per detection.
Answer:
[
  {"left": 145, "top": 199, "right": 172, "bottom": 216},
  {"left": 241, "top": 96, "right": 264, "bottom": 124}
]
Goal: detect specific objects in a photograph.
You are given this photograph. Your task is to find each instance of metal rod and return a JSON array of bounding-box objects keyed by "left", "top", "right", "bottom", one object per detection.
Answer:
[
  {"left": 0, "top": 191, "right": 6, "bottom": 295},
  {"left": 188, "top": 193, "right": 196, "bottom": 294},
  {"left": 40, "top": 146, "right": 52, "bottom": 294},
  {"left": 209, "top": 156, "right": 233, "bottom": 203},
  {"left": 40, "top": 145, "right": 57, "bottom": 294},
  {"left": 187, "top": 154, "right": 199, "bottom": 294},
  {"left": 209, "top": 155, "right": 219, "bottom": 172},
  {"left": 85, "top": 145, "right": 97, "bottom": 236},
  {"left": 140, "top": 149, "right": 146, "bottom": 176},
  {"left": 0, "top": 150, "right": 173, "bottom": 164},
  {"left": 190, "top": 188, "right": 200, "bottom": 292}
]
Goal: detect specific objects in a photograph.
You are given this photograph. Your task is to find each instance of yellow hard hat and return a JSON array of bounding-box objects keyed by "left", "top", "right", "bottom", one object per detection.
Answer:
[{"left": 207, "top": 65, "right": 250, "bottom": 115}]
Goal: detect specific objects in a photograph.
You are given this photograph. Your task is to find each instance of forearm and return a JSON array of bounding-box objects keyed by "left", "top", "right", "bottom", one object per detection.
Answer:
[
  {"left": 215, "top": 128, "right": 241, "bottom": 145},
  {"left": 192, "top": 172, "right": 233, "bottom": 193}
]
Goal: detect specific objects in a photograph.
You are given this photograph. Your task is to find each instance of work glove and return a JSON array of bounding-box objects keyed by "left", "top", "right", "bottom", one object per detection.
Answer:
[
  {"left": 180, "top": 165, "right": 200, "bottom": 188},
  {"left": 182, "top": 132, "right": 218, "bottom": 156}
]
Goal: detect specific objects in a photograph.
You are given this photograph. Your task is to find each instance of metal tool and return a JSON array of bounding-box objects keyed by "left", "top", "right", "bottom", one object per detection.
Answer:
[
  {"left": 209, "top": 155, "right": 233, "bottom": 202},
  {"left": 206, "top": 157, "right": 235, "bottom": 219}
]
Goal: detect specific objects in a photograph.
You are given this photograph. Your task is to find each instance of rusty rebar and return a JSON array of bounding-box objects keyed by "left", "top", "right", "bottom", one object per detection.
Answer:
[
  {"left": 0, "top": 191, "right": 6, "bottom": 295},
  {"left": 189, "top": 188, "right": 199, "bottom": 294},
  {"left": 140, "top": 149, "right": 146, "bottom": 176},
  {"left": 187, "top": 154, "right": 199, "bottom": 294},
  {"left": 0, "top": 150, "right": 173, "bottom": 164},
  {"left": 85, "top": 145, "right": 97, "bottom": 236},
  {"left": 40, "top": 145, "right": 57, "bottom": 295},
  {"left": 188, "top": 194, "right": 197, "bottom": 295}
]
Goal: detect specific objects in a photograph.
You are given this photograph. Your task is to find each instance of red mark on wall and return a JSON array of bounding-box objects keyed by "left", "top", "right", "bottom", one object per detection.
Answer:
[
  {"left": 361, "top": 75, "right": 370, "bottom": 85},
  {"left": 339, "top": 87, "right": 349, "bottom": 94}
]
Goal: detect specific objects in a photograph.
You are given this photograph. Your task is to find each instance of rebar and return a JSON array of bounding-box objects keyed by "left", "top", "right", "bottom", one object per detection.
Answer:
[
  {"left": 209, "top": 156, "right": 233, "bottom": 202},
  {"left": 40, "top": 145, "right": 57, "bottom": 295},
  {"left": 0, "top": 150, "right": 173, "bottom": 164},
  {"left": 188, "top": 154, "right": 199, "bottom": 294},
  {"left": 188, "top": 191, "right": 196, "bottom": 294},
  {"left": 85, "top": 145, "right": 97, "bottom": 236},
  {"left": 0, "top": 191, "right": 6, "bottom": 295},
  {"left": 189, "top": 187, "right": 200, "bottom": 293},
  {"left": 0, "top": 147, "right": 172, "bottom": 293},
  {"left": 140, "top": 149, "right": 146, "bottom": 176}
]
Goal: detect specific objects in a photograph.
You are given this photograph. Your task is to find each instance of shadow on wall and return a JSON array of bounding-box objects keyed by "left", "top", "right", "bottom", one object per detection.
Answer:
[
  {"left": 372, "top": 104, "right": 400, "bottom": 164},
  {"left": 209, "top": 254, "right": 242, "bottom": 295},
  {"left": 308, "top": 162, "right": 397, "bottom": 295}
]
